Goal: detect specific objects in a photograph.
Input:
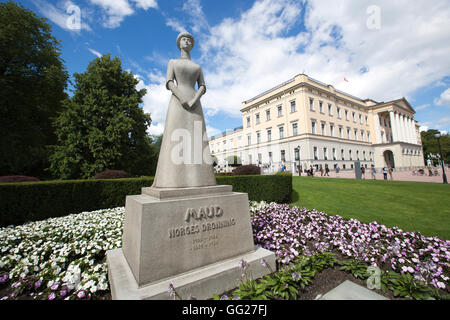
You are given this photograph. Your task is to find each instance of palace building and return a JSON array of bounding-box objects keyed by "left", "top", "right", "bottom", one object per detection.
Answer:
[{"left": 208, "top": 73, "right": 425, "bottom": 173}]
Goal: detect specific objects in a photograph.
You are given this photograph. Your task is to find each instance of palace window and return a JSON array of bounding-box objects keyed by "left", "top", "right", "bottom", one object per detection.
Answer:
[
  {"left": 246, "top": 116, "right": 250, "bottom": 127},
  {"left": 324, "top": 147, "right": 328, "bottom": 160},
  {"left": 247, "top": 134, "right": 251, "bottom": 146},
  {"left": 266, "top": 109, "right": 271, "bottom": 121},
  {"left": 345, "top": 110, "right": 349, "bottom": 120},
  {"left": 333, "top": 148, "right": 337, "bottom": 160},
  {"left": 337, "top": 107, "right": 341, "bottom": 118},
  {"left": 279, "top": 126, "right": 284, "bottom": 139},
  {"left": 328, "top": 104, "right": 333, "bottom": 116},
  {"left": 341, "top": 149, "right": 345, "bottom": 160},
  {"left": 256, "top": 131, "right": 261, "bottom": 144},
  {"left": 321, "top": 122, "right": 326, "bottom": 135},
  {"left": 330, "top": 124, "right": 335, "bottom": 137},
  {"left": 255, "top": 113, "right": 260, "bottom": 125},
  {"left": 267, "top": 129, "right": 272, "bottom": 142},
  {"left": 313, "top": 147, "right": 318, "bottom": 160},
  {"left": 319, "top": 101, "right": 324, "bottom": 113},
  {"left": 290, "top": 100, "right": 296, "bottom": 113},
  {"left": 311, "top": 121, "right": 316, "bottom": 134},
  {"left": 281, "top": 150, "right": 286, "bottom": 162},
  {"left": 277, "top": 105, "right": 283, "bottom": 117},
  {"left": 309, "top": 98, "right": 314, "bottom": 111},
  {"left": 339, "top": 126, "right": 343, "bottom": 138},
  {"left": 292, "top": 123, "right": 298, "bottom": 136}
]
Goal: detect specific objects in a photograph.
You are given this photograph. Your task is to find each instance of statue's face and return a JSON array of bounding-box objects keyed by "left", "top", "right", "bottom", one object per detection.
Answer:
[{"left": 179, "top": 36, "right": 193, "bottom": 51}]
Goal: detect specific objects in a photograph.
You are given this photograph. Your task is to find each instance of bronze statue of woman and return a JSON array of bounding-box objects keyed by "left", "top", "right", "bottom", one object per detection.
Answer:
[{"left": 152, "top": 32, "right": 216, "bottom": 188}]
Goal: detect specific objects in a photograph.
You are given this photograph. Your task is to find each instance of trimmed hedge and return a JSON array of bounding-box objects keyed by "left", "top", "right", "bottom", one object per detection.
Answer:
[{"left": 0, "top": 174, "right": 292, "bottom": 227}]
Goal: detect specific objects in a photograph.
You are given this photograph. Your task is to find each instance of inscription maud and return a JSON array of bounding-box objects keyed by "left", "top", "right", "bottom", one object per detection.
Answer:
[{"left": 168, "top": 205, "right": 236, "bottom": 239}]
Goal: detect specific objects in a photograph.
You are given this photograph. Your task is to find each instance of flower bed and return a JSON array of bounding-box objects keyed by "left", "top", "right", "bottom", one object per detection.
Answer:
[
  {"left": 0, "top": 202, "right": 448, "bottom": 300},
  {"left": 251, "top": 204, "right": 449, "bottom": 291},
  {"left": 0, "top": 208, "right": 123, "bottom": 300}
]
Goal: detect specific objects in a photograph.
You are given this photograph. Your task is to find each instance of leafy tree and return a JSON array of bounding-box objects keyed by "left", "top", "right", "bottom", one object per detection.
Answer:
[
  {"left": 49, "top": 54, "right": 154, "bottom": 179},
  {"left": 225, "top": 155, "right": 242, "bottom": 167},
  {"left": 420, "top": 129, "right": 450, "bottom": 164},
  {"left": 0, "top": 1, "right": 68, "bottom": 178}
]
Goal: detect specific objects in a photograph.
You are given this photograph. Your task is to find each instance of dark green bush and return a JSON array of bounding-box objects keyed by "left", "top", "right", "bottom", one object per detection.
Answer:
[
  {"left": 232, "top": 165, "right": 261, "bottom": 175},
  {"left": 0, "top": 174, "right": 292, "bottom": 227},
  {"left": 94, "top": 170, "right": 130, "bottom": 179}
]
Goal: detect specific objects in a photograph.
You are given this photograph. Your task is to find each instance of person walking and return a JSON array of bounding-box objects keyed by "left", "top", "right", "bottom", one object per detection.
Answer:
[
  {"left": 371, "top": 165, "right": 376, "bottom": 180},
  {"left": 383, "top": 167, "right": 388, "bottom": 180},
  {"left": 324, "top": 164, "right": 330, "bottom": 176},
  {"left": 361, "top": 166, "right": 366, "bottom": 179},
  {"left": 335, "top": 164, "right": 340, "bottom": 177},
  {"left": 319, "top": 164, "right": 324, "bottom": 176},
  {"left": 388, "top": 166, "right": 393, "bottom": 180}
]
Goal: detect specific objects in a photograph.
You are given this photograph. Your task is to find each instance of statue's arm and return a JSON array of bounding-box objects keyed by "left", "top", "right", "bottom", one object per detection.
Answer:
[
  {"left": 166, "top": 60, "right": 189, "bottom": 109},
  {"left": 188, "top": 67, "right": 206, "bottom": 108}
]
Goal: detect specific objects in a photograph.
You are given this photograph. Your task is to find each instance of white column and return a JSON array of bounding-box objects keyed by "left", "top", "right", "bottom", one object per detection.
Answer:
[
  {"left": 412, "top": 121, "right": 418, "bottom": 144},
  {"left": 394, "top": 112, "right": 402, "bottom": 142},
  {"left": 400, "top": 114, "right": 407, "bottom": 143},
  {"left": 389, "top": 111, "right": 398, "bottom": 142},
  {"left": 374, "top": 113, "right": 382, "bottom": 144},
  {"left": 405, "top": 117, "right": 412, "bottom": 144},
  {"left": 407, "top": 117, "right": 414, "bottom": 144},
  {"left": 410, "top": 118, "right": 417, "bottom": 144}
]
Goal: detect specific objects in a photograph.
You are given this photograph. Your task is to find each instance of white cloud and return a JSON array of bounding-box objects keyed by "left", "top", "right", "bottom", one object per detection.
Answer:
[
  {"left": 165, "top": 17, "right": 187, "bottom": 33},
  {"left": 434, "top": 88, "right": 450, "bottom": 107},
  {"left": 88, "top": 48, "right": 102, "bottom": 58},
  {"left": 168, "top": 0, "right": 450, "bottom": 119},
  {"left": 32, "top": 0, "right": 92, "bottom": 32},
  {"left": 88, "top": 0, "right": 134, "bottom": 28},
  {"left": 135, "top": 72, "right": 171, "bottom": 132},
  {"left": 88, "top": 0, "right": 158, "bottom": 28},
  {"left": 415, "top": 104, "right": 431, "bottom": 111},
  {"left": 131, "top": 0, "right": 158, "bottom": 10},
  {"left": 138, "top": 0, "right": 450, "bottom": 135}
]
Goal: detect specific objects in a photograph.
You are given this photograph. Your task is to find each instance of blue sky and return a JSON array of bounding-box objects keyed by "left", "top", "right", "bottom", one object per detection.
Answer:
[{"left": 10, "top": 0, "right": 450, "bottom": 136}]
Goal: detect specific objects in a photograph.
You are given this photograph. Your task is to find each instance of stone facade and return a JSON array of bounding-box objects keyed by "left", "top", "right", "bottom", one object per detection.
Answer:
[{"left": 209, "top": 74, "right": 425, "bottom": 172}]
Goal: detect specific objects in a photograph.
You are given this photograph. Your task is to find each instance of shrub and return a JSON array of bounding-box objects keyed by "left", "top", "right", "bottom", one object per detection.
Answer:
[
  {"left": 0, "top": 176, "right": 40, "bottom": 183},
  {"left": 94, "top": 170, "right": 130, "bottom": 179},
  {"left": 232, "top": 165, "right": 261, "bottom": 175},
  {"left": 0, "top": 174, "right": 292, "bottom": 227}
]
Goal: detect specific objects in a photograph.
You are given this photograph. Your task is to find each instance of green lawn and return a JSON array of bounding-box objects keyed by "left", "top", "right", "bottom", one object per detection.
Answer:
[{"left": 291, "top": 177, "right": 450, "bottom": 240}]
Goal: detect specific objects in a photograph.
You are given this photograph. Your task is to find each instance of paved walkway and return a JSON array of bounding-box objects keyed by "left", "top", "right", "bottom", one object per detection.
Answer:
[{"left": 297, "top": 167, "right": 450, "bottom": 183}]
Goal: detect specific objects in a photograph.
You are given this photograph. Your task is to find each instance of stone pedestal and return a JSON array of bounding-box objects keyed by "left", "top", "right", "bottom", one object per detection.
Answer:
[{"left": 106, "top": 185, "right": 275, "bottom": 300}]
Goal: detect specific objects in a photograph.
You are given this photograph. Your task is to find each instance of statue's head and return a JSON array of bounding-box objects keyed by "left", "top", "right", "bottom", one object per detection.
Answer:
[{"left": 176, "top": 31, "right": 194, "bottom": 51}]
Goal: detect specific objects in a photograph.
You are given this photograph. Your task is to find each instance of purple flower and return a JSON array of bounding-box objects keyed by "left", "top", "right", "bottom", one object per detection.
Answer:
[
  {"left": 0, "top": 274, "right": 9, "bottom": 283},
  {"left": 34, "top": 280, "right": 42, "bottom": 289},
  {"left": 48, "top": 293, "right": 56, "bottom": 300},
  {"left": 60, "top": 290, "right": 67, "bottom": 297},
  {"left": 77, "top": 290, "right": 85, "bottom": 299},
  {"left": 51, "top": 283, "right": 59, "bottom": 291},
  {"left": 292, "top": 272, "right": 302, "bottom": 281}
]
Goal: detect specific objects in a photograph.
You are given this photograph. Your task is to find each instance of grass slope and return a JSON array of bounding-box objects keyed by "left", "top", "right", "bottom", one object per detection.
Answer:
[{"left": 291, "top": 177, "right": 450, "bottom": 240}]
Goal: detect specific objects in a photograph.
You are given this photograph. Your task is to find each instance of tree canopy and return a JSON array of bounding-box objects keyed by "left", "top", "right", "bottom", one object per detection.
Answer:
[
  {"left": 0, "top": 1, "right": 68, "bottom": 178},
  {"left": 421, "top": 129, "right": 450, "bottom": 163},
  {"left": 49, "top": 54, "right": 154, "bottom": 179}
]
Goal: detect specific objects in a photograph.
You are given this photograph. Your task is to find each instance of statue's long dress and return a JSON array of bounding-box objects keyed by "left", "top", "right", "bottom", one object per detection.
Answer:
[{"left": 152, "top": 59, "right": 217, "bottom": 188}]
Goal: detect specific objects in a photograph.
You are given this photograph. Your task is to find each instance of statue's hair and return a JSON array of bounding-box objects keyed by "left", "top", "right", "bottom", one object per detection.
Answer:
[{"left": 176, "top": 31, "right": 194, "bottom": 50}]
